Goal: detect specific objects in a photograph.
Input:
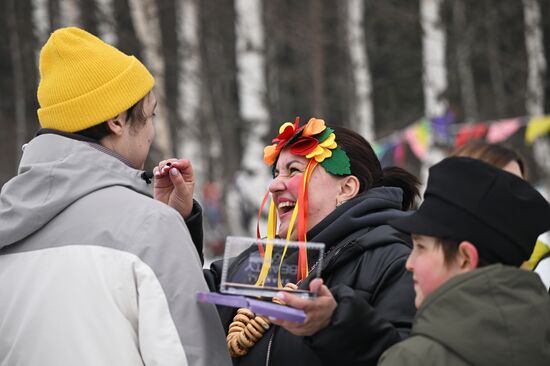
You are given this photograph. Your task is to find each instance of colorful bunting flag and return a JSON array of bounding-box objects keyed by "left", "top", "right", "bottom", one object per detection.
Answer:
[
  {"left": 373, "top": 113, "right": 549, "bottom": 165},
  {"left": 455, "top": 123, "right": 488, "bottom": 148},
  {"left": 486, "top": 118, "right": 521, "bottom": 143},
  {"left": 393, "top": 141, "right": 407, "bottom": 167},
  {"left": 405, "top": 119, "right": 431, "bottom": 160},
  {"left": 525, "top": 116, "right": 550, "bottom": 144},
  {"left": 430, "top": 110, "right": 455, "bottom": 142}
]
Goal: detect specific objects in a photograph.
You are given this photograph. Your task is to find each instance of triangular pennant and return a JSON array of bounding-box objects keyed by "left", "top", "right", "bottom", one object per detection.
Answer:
[
  {"left": 405, "top": 119, "right": 431, "bottom": 160},
  {"left": 455, "top": 123, "right": 488, "bottom": 148},
  {"left": 393, "top": 140, "right": 407, "bottom": 167},
  {"left": 486, "top": 118, "right": 521, "bottom": 143},
  {"left": 525, "top": 116, "right": 550, "bottom": 144}
]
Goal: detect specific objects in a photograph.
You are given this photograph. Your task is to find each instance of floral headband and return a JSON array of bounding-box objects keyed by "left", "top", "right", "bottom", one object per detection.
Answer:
[
  {"left": 263, "top": 117, "right": 351, "bottom": 175},
  {"left": 255, "top": 117, "right": 351, "bottom": 287}
]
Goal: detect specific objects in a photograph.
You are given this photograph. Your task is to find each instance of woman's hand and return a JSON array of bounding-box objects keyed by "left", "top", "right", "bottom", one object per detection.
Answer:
[
  {"left": 153, "top": 159, "right": 195, "bottom": 219},
  {"left": 270, "top": 278, "right": 337, "bottom": 336}
]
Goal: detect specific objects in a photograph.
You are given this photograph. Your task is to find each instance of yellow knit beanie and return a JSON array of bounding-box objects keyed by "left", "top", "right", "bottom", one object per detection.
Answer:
[{"left": 37, "top": 27, "right": 155, "bottom": 132}]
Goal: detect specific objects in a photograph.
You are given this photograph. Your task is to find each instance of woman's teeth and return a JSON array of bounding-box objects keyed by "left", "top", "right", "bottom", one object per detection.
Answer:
[{"left": 278, "top": 201, "right": 296, "bottom": 212}]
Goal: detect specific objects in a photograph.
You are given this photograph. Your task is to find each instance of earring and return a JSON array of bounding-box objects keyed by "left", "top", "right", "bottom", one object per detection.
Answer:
[{"left": 336, "top": 200, "right": 346, "bottom": 207}]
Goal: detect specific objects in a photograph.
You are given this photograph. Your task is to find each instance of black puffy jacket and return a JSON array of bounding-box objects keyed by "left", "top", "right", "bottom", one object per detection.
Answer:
[{"left": 205, "top": 187, "right": 416, "bottom": 366}]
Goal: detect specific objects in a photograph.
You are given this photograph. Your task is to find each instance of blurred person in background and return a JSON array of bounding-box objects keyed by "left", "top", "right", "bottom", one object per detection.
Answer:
[
  {"left": 0, "top": 27, "right": 230, "bottom": 366},
  {"left": 453, "top": 141, "right": 550, "bottom": 292}
]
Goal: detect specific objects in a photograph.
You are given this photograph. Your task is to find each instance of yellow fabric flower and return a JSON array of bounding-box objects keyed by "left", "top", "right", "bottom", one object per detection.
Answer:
[{"left": 305, "top": 133, "right": 337, "bottom": 162}]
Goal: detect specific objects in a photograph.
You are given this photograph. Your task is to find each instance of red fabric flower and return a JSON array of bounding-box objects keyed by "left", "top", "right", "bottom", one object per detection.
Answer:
[
  {"left": 290, "top": 137, "right": 319, "bottom": 156},
  {"left": 273, "top": 124, "right": 296, "bottom": 144}
]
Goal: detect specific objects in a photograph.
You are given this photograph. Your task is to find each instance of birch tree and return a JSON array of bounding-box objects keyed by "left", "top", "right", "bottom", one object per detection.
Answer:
[
  {"left": 59, "top": 0, "right": 80, "bottom": 26},
  {"left": 522, "top": 0, "right": 546, "bottom": 116},
  {"left": 95, "top": 0, "right": 116, "bottom": 44},
  {"left": 347, "top": 0, "right": 374, "bottom": 141},
  {"left": 231, "top": 0, "right": 271, "bottom": 235},
  {"left": 420, "top": 0, "right": 447, "bottom": 182},
  {"left": 523, "top": 0, "right": 550, "bottom": 196},
  {"left": 179, "top": 0, "right": 204, "bottom": 180},
  {"left": 421, "top": 0, "right": 448, "bottom": 118},
  {"left": 33, "top": 0, "right": 50, "bottom": 44}
]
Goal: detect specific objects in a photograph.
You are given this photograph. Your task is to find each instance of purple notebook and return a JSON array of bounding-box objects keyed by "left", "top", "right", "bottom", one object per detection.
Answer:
[{"left": 197, "top": 292, "right": 306, "bottom": 323}]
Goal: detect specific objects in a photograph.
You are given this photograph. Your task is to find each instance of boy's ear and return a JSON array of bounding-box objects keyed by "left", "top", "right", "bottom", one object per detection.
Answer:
[
  {"left": 105, "top": 114, "right": 125, "bottom": 136},
  {"left": 457, "top": 241, "right": 479, "bottom": 271}
]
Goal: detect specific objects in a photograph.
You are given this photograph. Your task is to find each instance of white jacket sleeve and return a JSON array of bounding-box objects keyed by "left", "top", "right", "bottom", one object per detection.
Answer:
[{"left": 132, "top": 207, "right": 231, "bottom": 366}]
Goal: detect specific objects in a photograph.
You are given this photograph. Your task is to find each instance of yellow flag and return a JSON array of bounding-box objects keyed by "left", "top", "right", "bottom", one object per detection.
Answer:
[{"left": 525, "top": 116, "right": 550, "bottom": 144}]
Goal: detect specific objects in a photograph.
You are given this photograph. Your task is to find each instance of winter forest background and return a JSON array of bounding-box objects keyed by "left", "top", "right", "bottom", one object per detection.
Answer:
[{"left": 1, "top": 0, "right": 550, "bottom": 259}]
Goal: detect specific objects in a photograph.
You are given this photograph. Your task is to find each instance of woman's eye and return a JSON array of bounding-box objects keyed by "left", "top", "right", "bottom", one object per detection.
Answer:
[{"left": 289, "top": 167, "right": 302, "bottom": 174}]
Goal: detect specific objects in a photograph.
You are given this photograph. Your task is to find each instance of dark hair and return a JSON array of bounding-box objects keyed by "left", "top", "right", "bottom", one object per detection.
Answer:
[
  {"left": 333, "top": 126, "right": 420, "bottom": 210},
  {"left": 74, "top": 93, "right": 150, "bottom": 140},
  {"left": 436, "top": 237, "right": 489, "bottom": 268},
  {"left": 453, "top": 141, "right": 527, "bottom": 178}
]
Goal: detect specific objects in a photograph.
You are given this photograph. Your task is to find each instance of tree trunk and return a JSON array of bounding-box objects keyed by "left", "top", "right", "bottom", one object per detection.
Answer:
[
  {"left": 157, "top": 0, "right": 181, "bottom": 157},
  {"left": 128, "top": 0, "right": 172, "bottom": 164},
  {"left": 178, "top": 0, "right": 204, "bottom": 179},
  {"left": 48, "top": 0, "right": 61, "bottom": 31},
  {"left": 113, "top": 0, "right": 142, "bottom": 60},
  {"left": 59, "top": 0, "right": 80, "bottom": 26},
  {"left": 420, "top": 0, "right": 447, "bottom": 184},
  {"left": 233, "top": 0, "right": 271, "bottom": 235},
  {"left": 347, "top": 0, "right": 374, "bottom": 140},
  {"left": 522, "top": 0, "right": 546, "bottom": 116},
  {"left": 420, "top": 0, "right": 448, "bottom": 118},
  {"left": 198, "top": 0, "right": 242, "bottom": 181},
  {"left": 453, "top": 0, "right": 478, "bottom": 121},
  {"left": 78, "top": 0, "right": 99, "bottom": 36},
  {"left": 7, "top": 0, "right": 27, "bottom": 163},
  {"left": 484, "top": 2, "right": 506, "bottom": 117},
  {"left": 33, "top": 0, "right": 50, "bottom": 44},
  {"left": 198, "top": 0, "right": 243, "bottom": 236},
  {"left": 263, "top": 1, "right": 313, "bottom": 130},
  {"left": 309, "top": 0, "right": 325, "bottom": 116}
]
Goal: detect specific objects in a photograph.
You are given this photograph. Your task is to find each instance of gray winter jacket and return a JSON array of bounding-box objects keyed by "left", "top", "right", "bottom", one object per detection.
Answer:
[{"left": 0, "top": 133, "right": 231, "bottom": 366}]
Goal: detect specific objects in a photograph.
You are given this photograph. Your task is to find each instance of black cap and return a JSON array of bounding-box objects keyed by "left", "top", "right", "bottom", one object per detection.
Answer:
[{"left": 390, "top": 157, "right": 550, "bottom": 266}]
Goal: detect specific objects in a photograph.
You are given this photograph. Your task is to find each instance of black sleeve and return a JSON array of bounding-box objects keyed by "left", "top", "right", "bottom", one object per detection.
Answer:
[
  {"left": 304, "top": 254, "right": 415, "bottom": 366},
  {"left": 203, "top": 259, "right": 239, "bottom": 332},
  {"left": 185, "top": 199, "right": 204, "bottom": 264},
  {"left": 203, "top": 259, "right": 223, "bottom": 292}
]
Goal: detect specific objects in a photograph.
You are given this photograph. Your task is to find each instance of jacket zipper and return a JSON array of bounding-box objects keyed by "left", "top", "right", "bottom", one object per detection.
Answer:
[
  {"left": 264, "top": 237, "right": 360, "bottom": 366},
  {"left": 265, "top": 330, "right": 275, "bottom": 366}
]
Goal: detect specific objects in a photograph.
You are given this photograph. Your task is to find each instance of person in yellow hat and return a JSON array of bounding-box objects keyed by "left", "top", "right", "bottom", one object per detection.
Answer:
[{"left": 0, "top": 27, "right": 230, "bottom": 366}]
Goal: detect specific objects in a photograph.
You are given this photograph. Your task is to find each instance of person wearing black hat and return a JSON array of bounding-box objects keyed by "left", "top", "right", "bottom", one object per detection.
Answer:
[{"left": 378, "top": 156, "right": 550, "bottom": 366}]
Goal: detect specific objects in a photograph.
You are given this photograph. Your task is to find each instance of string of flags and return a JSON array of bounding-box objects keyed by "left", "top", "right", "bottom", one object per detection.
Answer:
[{"left": 372, "top": 111, "right": 550, "bottom": 166}]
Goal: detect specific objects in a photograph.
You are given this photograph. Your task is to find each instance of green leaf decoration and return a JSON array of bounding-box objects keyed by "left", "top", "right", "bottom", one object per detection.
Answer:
[
  {"left": 321, "top": 147, "right": 351, "bottom": 175},
  {"left": 315, "top": 127, "right": 334, "bottom": 143}
]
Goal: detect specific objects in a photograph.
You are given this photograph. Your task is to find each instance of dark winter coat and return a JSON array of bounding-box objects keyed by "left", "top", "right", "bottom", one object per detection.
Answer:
[
  {"left": 378, "top": 264, "right": 550, "bottom": 366},
  {"left": 206, "top": 187, "right": 416, "bottom": 366}
]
